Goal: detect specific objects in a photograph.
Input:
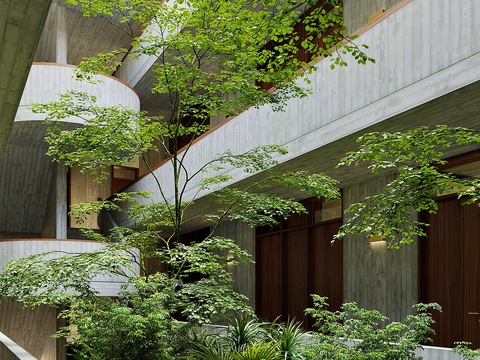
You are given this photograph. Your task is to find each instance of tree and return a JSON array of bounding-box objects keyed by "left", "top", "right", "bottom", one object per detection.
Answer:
[
  {"left": 335, "top": 125, "right": 480, "bottom": 249},
  {"left": 0, "top": 0, "right": 373, "bottom": 358}
]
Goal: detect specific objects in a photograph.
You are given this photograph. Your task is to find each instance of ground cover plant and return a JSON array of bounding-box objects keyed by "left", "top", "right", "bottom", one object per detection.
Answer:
[{"left": 185, "top": 296, "right": 443, "bottom": 360}]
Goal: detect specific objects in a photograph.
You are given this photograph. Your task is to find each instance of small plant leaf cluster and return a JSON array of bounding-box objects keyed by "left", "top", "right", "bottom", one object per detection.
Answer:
[
  {"left": 303, "top": 296, "right": 442, "bottom": 360},
  {"left": 188, "top": 316, "right": 310, "bottom": 360}
]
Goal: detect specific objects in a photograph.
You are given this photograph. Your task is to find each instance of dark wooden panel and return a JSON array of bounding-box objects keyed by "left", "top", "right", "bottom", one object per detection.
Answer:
[
  {"left": 286, "top": 213, "right": 308, "bottom": 229},
  {"left": 419, "top": 196, "right": 480, "bottom": 348},
  {"left": 256, "top": 216, "right": 342, "bottom": 329},
  {"left": 312, "top": 220, "right": 343, "bottom": 312},
  {"left": 462, "top": 203, "right": 480, "bottom": 349},
  {"left": 256, "top": 233, "right": 284, "bottom": 321},
  {"left": 286, "top": 229, "right": 309, "bottom": 323},
  {"left": 422, "top": 197, "right": 463, "bottom": 347}
]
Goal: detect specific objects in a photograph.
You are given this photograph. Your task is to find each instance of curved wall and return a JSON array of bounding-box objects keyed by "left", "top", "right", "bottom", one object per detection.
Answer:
[
  {"left": 0, "top": 239, "right": 140, "bottom": 297},
  {"left": 15, "top": 63, "right": 140, "bottom": 123}
]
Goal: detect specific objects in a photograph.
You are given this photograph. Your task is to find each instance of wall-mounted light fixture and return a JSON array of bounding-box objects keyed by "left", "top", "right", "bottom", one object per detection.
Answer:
[
  {"left": 226, "top": 254, "right": 235, "bottom": 270},
  {"left": 369, "top": 235, "right": 385, "bottom": 243}
]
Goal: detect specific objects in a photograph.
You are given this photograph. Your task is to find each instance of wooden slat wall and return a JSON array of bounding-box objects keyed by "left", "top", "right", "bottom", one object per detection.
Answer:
[
  {"left": 0, "top": 299, "right": 57, "bottom": 360},
  {"left": 286, "top": 229, "right": 309, "bottom": 322},
  {"left": 343, "top": 174, "right": 418, "bottom": 322},
  {"left": 257, "top": 233, "right": 284, "bottom": 320},
  {"left": 419, "top": 196, "right": 480, "bottom": 348},
  {"left": 463, "top": 204, "right": 480, "bottom": 349},
  {"left": 420, "top": 197, "right": 463, "bottom": 347},
  {"left": 312, "top": 221, "right": 343, "bottom": 313},
  {"left": 256, "top": 215, "right": 342, "bottom": 327}
]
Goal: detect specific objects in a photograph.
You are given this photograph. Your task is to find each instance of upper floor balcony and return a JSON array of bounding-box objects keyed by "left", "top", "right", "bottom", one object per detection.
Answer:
[
  {"left": 0, "top": 63, "right": 140, "bottom": 236},
  {"left": 117, "top": 0, "right": 480, "bottom": 228},
  {"left": 15, "top": 63, "right": 139, "bottom": 124}
]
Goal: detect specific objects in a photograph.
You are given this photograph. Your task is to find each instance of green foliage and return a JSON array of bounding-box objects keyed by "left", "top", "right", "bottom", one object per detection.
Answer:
[
  {"left": 188, "top": 299, "right": 440, "bottom": 360},
  {"left": 227, "top": 315, "right": 267, "bottom": 351},
  {"left": 303, "top": 295, "right": 441, "bottom": 360},
  {"left": 3, "top": 0, "right": 377, "bottom": 357},
  {"left": 216, "top": 189, "right": 308, "bottom": 227},
  {"left": 31, "top": 91, "right": 161, "bottom": 180},
  {"left": 58, "top": 275, "right": 184, "bottom": 360},
  {"left": 61, "top": 0, "right": 372, "bottom": 118},
  {"left": 268, "top": 318, "right": 311, "bottom": 360},
  {"left": 187, "top": 315, "right": 309, "bottom": 360},
  {"left": 336, "top": 125, "right": 480, "bottom": 248},
  {"left": 187, "top": 334, "right": 232, "bottom": 360},
  {"left": 0, "top": 245, "right": 135, "bottom": 306},
  {"left": 272, "top": 171, "right": 340, "bottom": 199},
  {"left": 454, "top": 342, "right": 480, "bottom": 359},
  {"left": 179, "top": 278, "right": 253, "bottom": 324},
  {"left": 229, "top": 341, "right": 283, "bottom": 360}
]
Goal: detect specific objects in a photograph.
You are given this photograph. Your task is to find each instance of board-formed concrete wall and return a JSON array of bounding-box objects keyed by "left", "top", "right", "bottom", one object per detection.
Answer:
[
  {"left": 344, "top": 0, "right": 405, "bottom": 34},
  {"left": 0, "top": 300, "right": 58, "bottom": 360},
  {"left": 342, "top": 174, "right": 418, "bottom": 322},
  {"left": 215, "top": 221, "right": 256, "bottom": 309}
]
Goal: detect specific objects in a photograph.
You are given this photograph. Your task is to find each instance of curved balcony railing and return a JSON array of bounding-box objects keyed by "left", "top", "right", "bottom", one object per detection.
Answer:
[{"left": 15, "top": 63, "right": 140, "bottom": 123}]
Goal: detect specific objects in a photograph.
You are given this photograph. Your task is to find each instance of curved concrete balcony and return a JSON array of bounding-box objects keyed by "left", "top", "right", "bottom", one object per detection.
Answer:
[
  {"left": 120, "top": 0, "right": 480, "bottom": 226},
  {"left": 0, "top": 64, "right": 140, "bottom": 236},
  {"left": 15, "top": 62, "right": 140, "bottom": 123},
  {"left": 0, "top": 239, "right": 140, "bottom": 297}
]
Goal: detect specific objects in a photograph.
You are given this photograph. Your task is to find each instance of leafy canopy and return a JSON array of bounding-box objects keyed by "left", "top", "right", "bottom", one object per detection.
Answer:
[
  {"left": 1, "top": 0, "right": 377, "bottom": 357},
  {"left": 336, "top": 125, "right": 480, "bottom": 248}
]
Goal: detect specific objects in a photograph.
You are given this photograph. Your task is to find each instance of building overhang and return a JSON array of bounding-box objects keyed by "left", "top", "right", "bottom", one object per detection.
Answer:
[
  {"left": 0, "top": 0, "right": 53, "bottom": 156},
  {"left": 113, "top": 0, "right": 480, "bottom": 232}
]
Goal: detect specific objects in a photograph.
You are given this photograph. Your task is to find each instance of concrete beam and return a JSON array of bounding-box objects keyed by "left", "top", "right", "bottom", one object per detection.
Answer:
[{"left": 0, "top": 0, "right": 52, "bottom": 156}]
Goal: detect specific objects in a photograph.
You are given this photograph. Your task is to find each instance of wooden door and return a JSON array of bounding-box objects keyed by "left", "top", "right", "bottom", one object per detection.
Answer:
[
  {"left": 419, "top": 195, "right": 480, "bottom": 348},
  {"left": 256, "top": 233, "right": 285, "bottom": 321},
  {"left": 311, "top": 221, "right": 343, "bottom": 314},
  {"left": 286, "top": 229, "right": 309, "bottom": 322},
  {"left": 462, "top": 203, "right": 480, "bottom": 348},
  {"left": 256, "top": 218, "right": 342, "bottom": 328}
]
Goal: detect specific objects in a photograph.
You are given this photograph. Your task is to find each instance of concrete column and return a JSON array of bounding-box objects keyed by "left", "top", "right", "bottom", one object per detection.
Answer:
[
  {"left": 215, "top": 221, "right": 256, "bottom": 309},
  {"left": 55, "top": 164, "right": 68, "bottom": 239},
  {"left": 36, "top": 2, "right": 68, "bottom": 63},
  {"left": 53, "top": 4, "right": 67, "bottom": 64},
  {"left": 342, "top": 174, "right": 418, "bottom": 322}
]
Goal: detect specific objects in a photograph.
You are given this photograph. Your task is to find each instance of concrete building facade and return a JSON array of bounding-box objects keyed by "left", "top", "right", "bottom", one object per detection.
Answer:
[{"left": 1, "top": 0, "right": 479, "bottom": 358}]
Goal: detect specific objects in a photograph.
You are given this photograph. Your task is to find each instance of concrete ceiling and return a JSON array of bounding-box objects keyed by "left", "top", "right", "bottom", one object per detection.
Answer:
[
  {"left": 0, "top": 0, "right": 52, "bottom": 155},
  {"left": 34, "top": 2, "right": 144, "bottom": 66}
]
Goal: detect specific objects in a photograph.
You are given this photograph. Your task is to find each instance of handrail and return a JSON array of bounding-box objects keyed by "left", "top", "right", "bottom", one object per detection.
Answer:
[{"left": 0, "top": 332, "right": 37, "bottom": 360}]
